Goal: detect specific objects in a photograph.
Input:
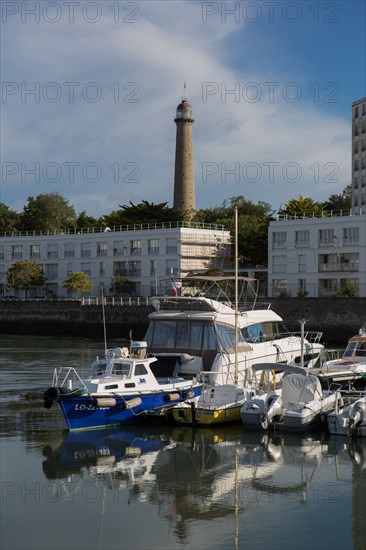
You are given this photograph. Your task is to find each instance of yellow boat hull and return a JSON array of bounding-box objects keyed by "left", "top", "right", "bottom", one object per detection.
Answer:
[{"left": 172, "top": 404, "right": 242, "bottom": 426}]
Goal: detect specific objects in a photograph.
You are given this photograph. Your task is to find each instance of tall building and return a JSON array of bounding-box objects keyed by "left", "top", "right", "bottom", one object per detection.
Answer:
[
  {"left": 352, "top": 97, "right": 366, "bottom": 215},
  {"left": 173, "top": 99, "right": 195, "bottom": 215},
  {"left": 267, "top": 97, "right": 366, "bottom": 298}
]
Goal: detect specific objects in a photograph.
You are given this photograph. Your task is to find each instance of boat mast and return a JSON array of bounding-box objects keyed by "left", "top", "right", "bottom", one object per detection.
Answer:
[
  {"left": 101, "top": 283, "right": 108, "bottom": 354},
  {"left": 234, "top": 207, "right": 239, "bottom": 386}
]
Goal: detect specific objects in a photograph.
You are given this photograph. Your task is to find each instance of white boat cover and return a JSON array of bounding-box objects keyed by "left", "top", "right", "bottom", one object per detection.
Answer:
[{"left": 281, "top": 373, "right": 322, "bottom": 406}]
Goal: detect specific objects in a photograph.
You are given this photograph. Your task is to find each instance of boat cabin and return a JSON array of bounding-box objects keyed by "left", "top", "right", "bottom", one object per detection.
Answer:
[
  {"left": 85, "top": 347, "right": 164, "bottom": 393},
  {"left": 343, "top": 335, "right": 366, "bottom": 359}
]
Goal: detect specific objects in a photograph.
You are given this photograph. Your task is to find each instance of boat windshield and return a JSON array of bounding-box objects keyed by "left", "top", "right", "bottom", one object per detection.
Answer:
[
  {"left": 145, "top": 319, "right": 248, "bottom": 353},
  {"left": 91, "top": 361, "right": 107, "bottom": 377},
  {"left": 111, "top": 362, "right": 132, "bottom": 377},
  {"left": 344, "top": 342, "right": 358, "bottom": 358}
]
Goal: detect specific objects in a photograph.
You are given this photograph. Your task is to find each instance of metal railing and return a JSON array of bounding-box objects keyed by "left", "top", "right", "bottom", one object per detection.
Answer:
[{"left": 1, "top": 220, "right": 227, "bottom": 238}]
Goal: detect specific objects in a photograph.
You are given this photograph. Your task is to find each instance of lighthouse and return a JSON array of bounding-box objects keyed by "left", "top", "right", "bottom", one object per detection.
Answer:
[{"left": 173, "top": 99, "right": 195, "bottom": 216}]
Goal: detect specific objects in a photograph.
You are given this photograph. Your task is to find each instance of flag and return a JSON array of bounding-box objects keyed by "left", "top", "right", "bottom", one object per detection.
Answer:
[{"left": 171, "top": 276, "right": 177, "bottom": 296}]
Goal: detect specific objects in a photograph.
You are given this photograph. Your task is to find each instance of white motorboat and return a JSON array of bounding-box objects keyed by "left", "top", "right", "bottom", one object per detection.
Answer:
[
  {"left": 241, "top": 362, "right": 338, "bottom": 432},
  {"left": 145, "top": 282, "right": 324, "bottom": 388},
  {"left": 327, "top": 393, "right": 366, "bottom": 437},
  {"left": 316, "top": 327, "right": 366, "bottom": 390}
]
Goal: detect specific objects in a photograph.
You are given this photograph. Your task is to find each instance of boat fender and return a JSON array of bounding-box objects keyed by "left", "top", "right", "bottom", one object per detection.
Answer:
[
  {"left": 44, "top": 387, "right": 60, "bottom": 402},
  {"left": 163, "top": 392, "right": 180, "bottom": 402},
  {"left": 93, "top": 397, "right": 117, "bottom": 408},
  {"left": 43, "top": 398, "right": 53, "bottom": 409},
  {"left": 182, "top": 390, "right": 195, "bottom": 400},
  {"left": 120, "top": 397, "right": 142, "bottom": 410}
]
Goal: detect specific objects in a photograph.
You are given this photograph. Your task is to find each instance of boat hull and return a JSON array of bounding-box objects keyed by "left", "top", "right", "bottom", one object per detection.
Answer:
[
  {"left": 327, "top": 398, "right": 366, "bottom": 437},
  {"left": 172, "top": 402, "right": 243, "bottom": 426},
  {"left": 57, "top": 387, "right": 202, "bottom": 431}
]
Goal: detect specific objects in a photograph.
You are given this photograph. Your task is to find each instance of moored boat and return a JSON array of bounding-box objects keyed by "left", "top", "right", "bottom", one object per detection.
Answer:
[
  {"left": 43, "top": 342, "right": 202, "bottom": 431},
  {"left": 327, "top": 392, "right": 366, "bottom": 437},
  {"left": 241, "top": 362, "right": 338, "bottom": 432},
  {"left": 316, "top": 327, "right": 366, "bottom": 390}
]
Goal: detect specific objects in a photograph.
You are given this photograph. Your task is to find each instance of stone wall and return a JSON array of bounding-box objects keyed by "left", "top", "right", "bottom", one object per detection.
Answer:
[
  {"left": 269, "top": 297, "right": 366, "bottom": 344},
  {"left": 0, "top": 298, "right": 365, "bottom": 344}
]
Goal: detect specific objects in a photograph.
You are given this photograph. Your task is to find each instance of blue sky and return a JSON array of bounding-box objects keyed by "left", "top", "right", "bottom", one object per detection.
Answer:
[{"left": 1, "top": 0, "right": 365, "bottom": 216}]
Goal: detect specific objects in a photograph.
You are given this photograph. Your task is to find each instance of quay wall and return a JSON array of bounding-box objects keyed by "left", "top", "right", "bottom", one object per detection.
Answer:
[{"left": 0, "top": 298, "right": 365, "bottom": 344}]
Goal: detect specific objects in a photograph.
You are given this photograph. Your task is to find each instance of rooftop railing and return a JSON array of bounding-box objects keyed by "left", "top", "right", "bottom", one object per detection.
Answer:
[
  {"left": 274, "top": 209, "right": 365, "bottom": 221},
  {"left": 0, "top": 221, "right": 227, "bottom": 238}
]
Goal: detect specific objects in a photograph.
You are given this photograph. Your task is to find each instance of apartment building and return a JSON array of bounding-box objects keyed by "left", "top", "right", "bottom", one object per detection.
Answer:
[
  {"left": 268, "top": 213, "right": 366, "bottom": 297},
  {"left": 352, "top": 97, "right": 366, "bottom": 215},
  {"left": 0, "top": 223, "right": 231, "bottom": 298}
]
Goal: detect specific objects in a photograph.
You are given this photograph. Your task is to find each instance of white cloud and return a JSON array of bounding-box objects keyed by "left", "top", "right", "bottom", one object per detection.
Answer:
[{"left": 1, "top": 1, "right": 351, "bottom": 215}]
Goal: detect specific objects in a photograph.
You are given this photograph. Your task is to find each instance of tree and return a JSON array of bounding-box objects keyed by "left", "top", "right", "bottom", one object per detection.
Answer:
[
  {"left": 21, "top": 192, "right": 77, "bottom": 231},
  {"left": 194, "top": 196, "right": 273, "bottom": 268},
  {"left": 76, "top": 211, "right": 104, "bottom": 230},
  {"left": 0, "top": 203, "right": 21, "bottom": 233},
  {"left": 110, "top": 276, "right": 136, "bottom": 296},
  {"left": 63, "top": 272, "right": 93, "bottom": 296},
  {"left": 323, "top": 184, "right": 352, "bottom": 212},
  {"left": 279, "top": 196, "right": 324, "bottom": 216},
  {"left": 5, "top": 260, "right": 45, "bottom": 297},
  {"left": 103, "top": 200, "right": 185, "bottom": 227}
]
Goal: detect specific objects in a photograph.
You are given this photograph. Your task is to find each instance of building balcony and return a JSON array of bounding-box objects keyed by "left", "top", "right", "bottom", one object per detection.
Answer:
[{"left": 318, "top": 263, "right": 359, "bottom": 272}]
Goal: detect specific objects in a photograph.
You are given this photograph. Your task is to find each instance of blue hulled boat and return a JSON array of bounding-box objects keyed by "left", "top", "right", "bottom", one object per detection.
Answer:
[{"left": 43, "top": 342, "right": 201, "bottom": 431}]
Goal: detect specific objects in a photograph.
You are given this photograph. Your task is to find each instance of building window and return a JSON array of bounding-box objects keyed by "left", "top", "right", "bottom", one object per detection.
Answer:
[
  {"left": 67, "top": 263, "right": 73, "bottom": 277},
  {"left": 343, "top": 227, "right": 359, "bottom": 244},
  {"left": 99, "top": 262, "right": 105, "bottom": 277},
  {"left": 340, "top": 253, "right": 359, "bottom": 272},
  {"left": 30, "top": 244, "right": 40, "bottom": 260},
  {"left": 64, "top": 243, "right": 75, "bottom": 258},
  {"left": 97, "top": 242, "right": 108, "bottom": 257},
  {"left": 44, "top": 264, "right": 58, "bottom": 279},
  {"left": 113, "top": 261, "right": 127, "bottom": 276},
  {"left": 319, "top": 278, "right": 338, "bottom": 295},
  {"left": 113, "top": 241, "right": 126, "bottom": 256},
  {"left": 128, "top": 261, "right": 141, "bottom": 277},
  {"left": 319, "top": 254, "right": 338, "bottom": 272},
  {"left": 81, "top": 262, "right": 92, "bottom": 276},
  {"left": 295, "top": 230, "right": 309, "bottom": 247},
  {"left": 298, "top": 255, "right": 306, "bottom": 273},
  {"left": 12, "top": 244, "right": 23, "bottom": 259},
  {"left": 148, "top": 239, "right": 159, "bottom": 254},
  {"left": 166, "top": 238, "right": 177, "bottom": 254},
  {"left": 298, "top": 279, "right": 307, "bottom": 293},
  {"left": 272, "top": 232, "right": 286, "bottom": 247},
  {"left": 81, "top": 243, "right": 93, "bottom": 258},
  {"left": 318, "top": 229, "right": 334, "bottom": 246},
  {"left": 130, "top": 240, "right": 141, "bottom": 255},
  {"left": 47, "top": 244, "right": 58, "bottom": 259}
]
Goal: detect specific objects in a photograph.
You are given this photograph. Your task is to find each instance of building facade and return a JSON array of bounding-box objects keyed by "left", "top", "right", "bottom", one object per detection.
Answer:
[
  {"left": 268, "top": 213, "right": 366, "bottom": 297},
  {"left": 352, "top": 97, "right": 366, "bottom": 215},
  {"left": 0, "top": 223, "right": 231, "bottom": 298}
]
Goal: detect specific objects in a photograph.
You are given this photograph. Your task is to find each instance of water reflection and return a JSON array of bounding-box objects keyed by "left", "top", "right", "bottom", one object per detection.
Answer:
[
  {"left": 2, "top": 335, "right": 366, "bottom": 550},
  {"left": 41, "top": 424, "right": 366, "bottom": 544}
]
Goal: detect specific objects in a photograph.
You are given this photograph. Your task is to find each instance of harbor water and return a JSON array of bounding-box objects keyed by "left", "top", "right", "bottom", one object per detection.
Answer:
[{"left": 1, "top": 335, "right": 365, "bottom": 550}]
